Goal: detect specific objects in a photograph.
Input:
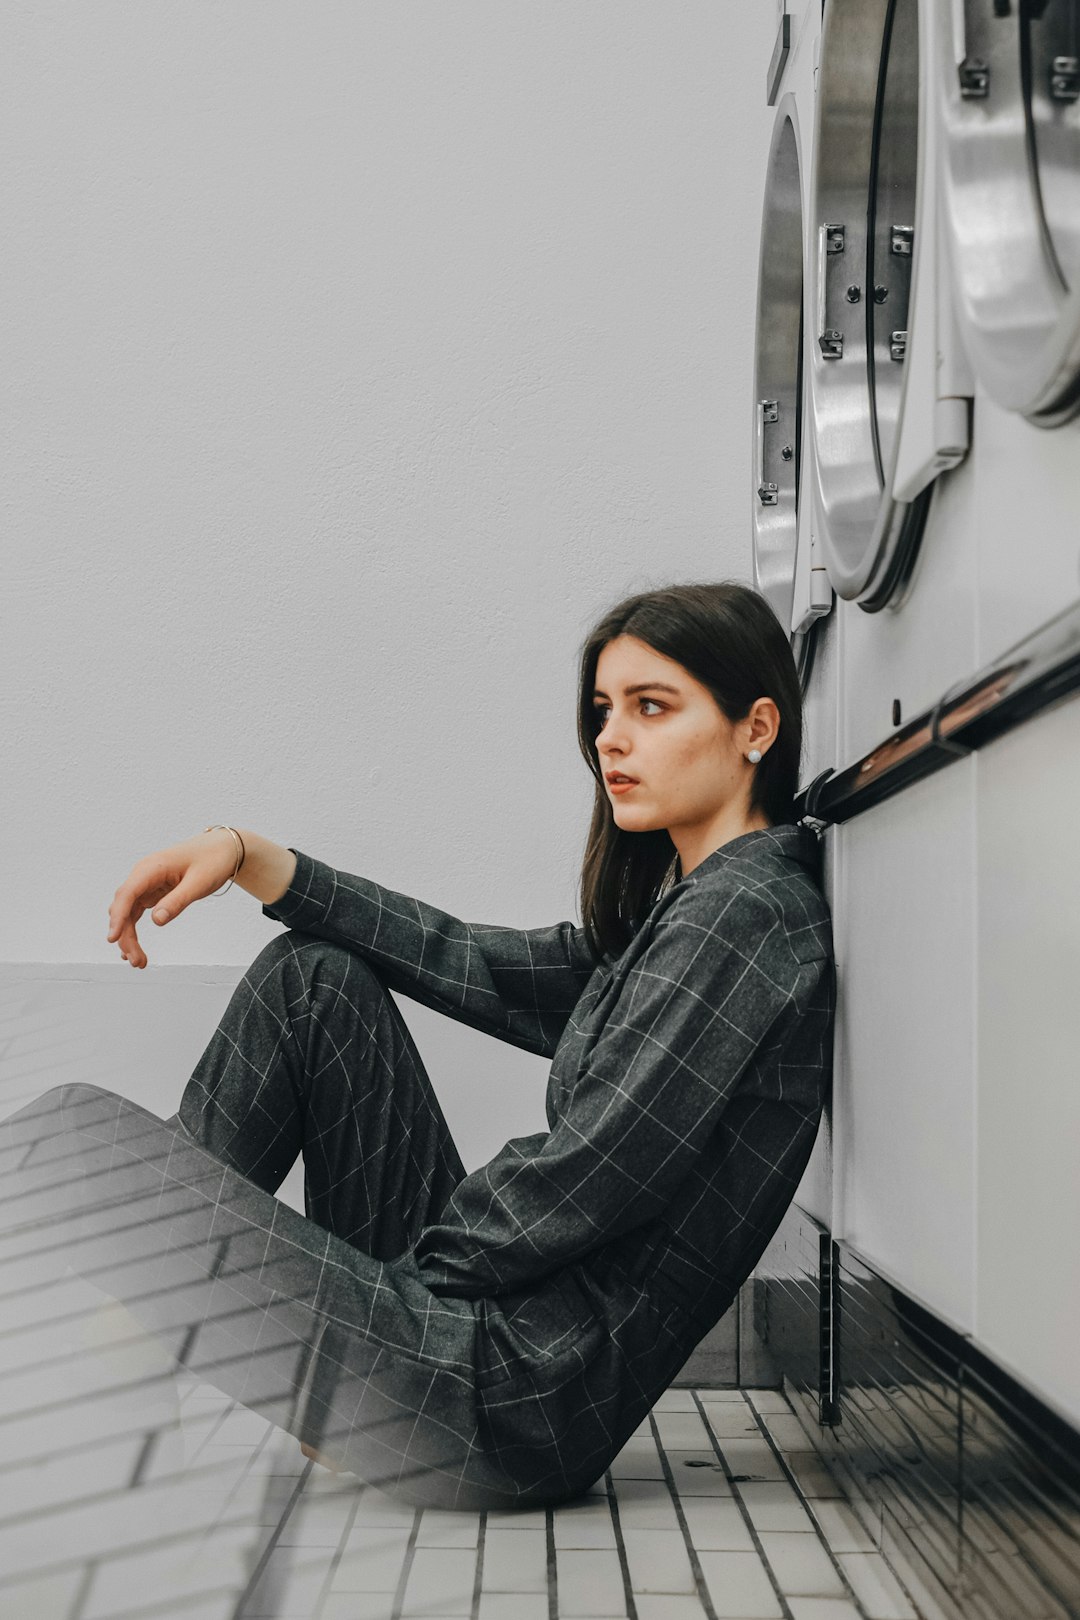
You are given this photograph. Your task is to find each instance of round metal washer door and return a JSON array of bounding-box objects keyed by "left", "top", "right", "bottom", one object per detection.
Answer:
[
  {"left": 752, "top": 96, "right": 805, "bottom": 641},
  {"left": 809, "top": 0, "right": 931, "bottom": 607},
  {"left": 937, "top": 0, "right": 1080, "bottom": 425}
]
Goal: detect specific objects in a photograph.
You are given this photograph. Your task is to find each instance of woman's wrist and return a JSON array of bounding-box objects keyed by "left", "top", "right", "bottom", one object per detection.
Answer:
[{"left": 230, "top": 830, "right": 298, "bottom": 906}]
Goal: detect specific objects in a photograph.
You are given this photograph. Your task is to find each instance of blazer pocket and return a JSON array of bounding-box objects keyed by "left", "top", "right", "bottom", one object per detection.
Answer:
[{"left": 474, "top": 1266, "right": 607, "bottom": 1390}]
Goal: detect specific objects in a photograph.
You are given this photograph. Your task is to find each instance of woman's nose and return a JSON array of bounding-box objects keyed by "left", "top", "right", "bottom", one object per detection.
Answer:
[{"left": 597, "top": 706, "right": 638, "bottom": 762}]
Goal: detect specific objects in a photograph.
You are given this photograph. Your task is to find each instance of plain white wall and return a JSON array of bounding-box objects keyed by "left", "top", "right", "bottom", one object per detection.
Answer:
[{"left": 2, "top": 2, "right": 778, "bottom": 1168}]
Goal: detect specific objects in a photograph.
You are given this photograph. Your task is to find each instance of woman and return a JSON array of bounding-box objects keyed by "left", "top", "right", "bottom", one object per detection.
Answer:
[{"left": 15, "top": 580, "right": 835, "bottom": 1511}]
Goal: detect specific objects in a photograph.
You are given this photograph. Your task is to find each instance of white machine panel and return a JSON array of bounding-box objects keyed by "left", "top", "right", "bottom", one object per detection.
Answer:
[
  {"left": 834, "top": 749, "right": 978, "bottom": 1334},
  {"left": 976, "top": 701, "right": 1080, "bottom": 1429},
  {"left": 972, "top": 393, "right": 1080, "bottom": 665}
]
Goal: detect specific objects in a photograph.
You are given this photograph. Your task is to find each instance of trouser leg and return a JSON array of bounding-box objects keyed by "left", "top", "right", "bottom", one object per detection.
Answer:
[
  {"left": 0, "top": 1082, "right": 527, "bottom": 1510},
  {"left": 0, "top": 935, "right": 545, "bottom": 1507},
  {"left": 170, "top": 928, "right": 468, "bottom": 1258}
]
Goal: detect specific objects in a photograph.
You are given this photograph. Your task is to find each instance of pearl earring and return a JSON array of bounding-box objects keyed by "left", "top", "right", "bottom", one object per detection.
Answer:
[{"left": 747, "top": 748, "right": 762, "bottom": 763}]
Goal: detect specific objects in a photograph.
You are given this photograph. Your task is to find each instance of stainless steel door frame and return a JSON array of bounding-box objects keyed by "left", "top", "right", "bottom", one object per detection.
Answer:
[{"left": 937, "top": 0, "right": 1080, "bottom": 426}]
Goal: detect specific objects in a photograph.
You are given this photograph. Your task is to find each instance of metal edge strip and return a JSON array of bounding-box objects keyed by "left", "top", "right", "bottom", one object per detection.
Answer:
[{"left": 793, "top": 595, "right": 1080, "bottom": 828}]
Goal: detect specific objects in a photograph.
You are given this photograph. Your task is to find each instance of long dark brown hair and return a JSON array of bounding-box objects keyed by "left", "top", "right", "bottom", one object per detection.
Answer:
[{"left": 576, "top": 580, "right": 803, "bottom": 961}]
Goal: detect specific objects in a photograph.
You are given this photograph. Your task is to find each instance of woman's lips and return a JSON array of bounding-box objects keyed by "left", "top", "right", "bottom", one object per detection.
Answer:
[{"left": 608, "top": 779, "right": 639, "bottom": 794}]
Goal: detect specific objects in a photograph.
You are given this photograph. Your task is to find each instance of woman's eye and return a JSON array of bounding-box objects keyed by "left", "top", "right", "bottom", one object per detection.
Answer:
[{"left": 593, "top": 699, "right": 664, "bottom": 725}]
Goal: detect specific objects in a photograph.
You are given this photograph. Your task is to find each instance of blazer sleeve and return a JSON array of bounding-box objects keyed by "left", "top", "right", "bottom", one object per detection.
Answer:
[
  {"left": 260, "top": 847, "right": 603, "bottom": 1058},
  {"left": 412, "top": 881, "right": 805, "bottom": 1296}
]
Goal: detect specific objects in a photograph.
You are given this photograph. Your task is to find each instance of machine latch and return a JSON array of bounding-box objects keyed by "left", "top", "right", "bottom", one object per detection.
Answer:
[
  {"left": 756, "top": 400, "right": 779, "bottom": 506},
  {"left": 818, "top": 224, "right": 846, "bottom": 360},
  {"left": 1050, "top": 55, "right": 1080, "bottom": 102},
  {"left": 958, "top": 58, "right": 989, "bottom": 97}
]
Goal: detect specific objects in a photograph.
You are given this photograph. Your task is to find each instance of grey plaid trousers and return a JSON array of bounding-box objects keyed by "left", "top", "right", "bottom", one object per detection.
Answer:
[{"left": 173, "top": 928, "right": 470, "bottom": 1263}]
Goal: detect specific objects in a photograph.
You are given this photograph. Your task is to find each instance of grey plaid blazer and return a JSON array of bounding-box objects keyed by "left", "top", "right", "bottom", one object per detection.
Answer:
[{"left": 262, "top": 820, "right": 834, "bottom": 1494}]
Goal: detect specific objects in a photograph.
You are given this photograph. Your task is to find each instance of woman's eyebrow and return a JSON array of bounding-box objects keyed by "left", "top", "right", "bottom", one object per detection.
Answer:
[{"left": 592, "top": 682, "right": 681, "bottom": 698}]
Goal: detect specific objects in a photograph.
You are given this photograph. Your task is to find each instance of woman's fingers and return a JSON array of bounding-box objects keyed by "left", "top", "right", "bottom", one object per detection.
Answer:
[
  {"left": 149, "top": 880, "right": 188, "bottom": 926},
  {"left": 108, "top": 863, "right": 174, "bottom": 969},
  {"left": 114, "top": 901, "right": 147, "bottom": 968},
  {"left": 107, "top": 835, "right": 236, "bottom": 970}
]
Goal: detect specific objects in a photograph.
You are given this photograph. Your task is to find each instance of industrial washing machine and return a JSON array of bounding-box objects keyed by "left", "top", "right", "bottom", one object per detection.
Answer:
[{"left": 750, "top": 4, "right": 1080, "bottom": 1616}]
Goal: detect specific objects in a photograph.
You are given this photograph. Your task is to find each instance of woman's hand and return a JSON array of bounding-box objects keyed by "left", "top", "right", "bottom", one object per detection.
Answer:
[{"left": 106, "top": 830, "right": 239, "bottom": 969}]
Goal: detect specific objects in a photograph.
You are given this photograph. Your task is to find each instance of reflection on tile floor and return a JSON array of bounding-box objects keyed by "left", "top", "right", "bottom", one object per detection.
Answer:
[{"left": 1, "top": 1378, "right": 930, "bottom": 1620}]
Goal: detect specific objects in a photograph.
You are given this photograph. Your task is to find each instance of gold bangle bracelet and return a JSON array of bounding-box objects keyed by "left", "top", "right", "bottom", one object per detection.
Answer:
[{"left": 204, "top": 825, "right": 245, "bottom": 896}]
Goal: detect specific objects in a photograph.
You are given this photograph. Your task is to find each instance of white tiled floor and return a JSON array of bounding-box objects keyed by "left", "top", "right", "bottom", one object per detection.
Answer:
[{"left": 3, "top": 1379, "right": 933, "bottom": 1620}]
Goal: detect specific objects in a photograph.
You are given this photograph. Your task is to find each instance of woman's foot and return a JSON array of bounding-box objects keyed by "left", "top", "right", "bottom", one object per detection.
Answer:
[{"left": 299, "top": 1439, "right": 342, "bottom": 1473}]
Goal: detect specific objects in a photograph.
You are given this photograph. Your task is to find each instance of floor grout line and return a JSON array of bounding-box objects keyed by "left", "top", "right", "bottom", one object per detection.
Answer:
[
  {"left": 715, "top": 1386, "right": 873, "bottom": 1617},
  {"left": 388, "top": 1503, "right": 423, "bottom": 1620},
  {"left": 230, "top": 1456, "right": 313, "bottom": 1618},
  {"left": 775, "top": 1381, "right": 939, "bottom": 1619},
  {"left": 311, "top": 1480, "right": 364, "bottom": 1620},
  {"left": 644, "top": 1408, "right": 721, "bottom": 1620},
  {"left": 470, "top": 1507, "right": 487, "bottom": 1620},
  {"left": 0, "top": 1386, "right": 946, "bottom": 1619},
  {"left": 678, "top": 1393, "right": 797, "bottom": 1620},
  {"left": 545, "top": 1502, "right": 559, "bottom": 1620},
  {"left": 604, "top": 1465, "right": 640, "bottom": 1620}
]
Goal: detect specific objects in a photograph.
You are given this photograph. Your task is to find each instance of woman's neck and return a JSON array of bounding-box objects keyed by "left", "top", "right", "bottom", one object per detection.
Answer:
[{"left": 674, "top": 812, "right": 772, "bottom": 877}]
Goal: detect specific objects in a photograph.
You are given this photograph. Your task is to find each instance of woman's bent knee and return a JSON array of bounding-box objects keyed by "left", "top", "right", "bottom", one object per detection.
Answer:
[{"left": 251, "top": 930, "right": 392, "bottom": 1005}]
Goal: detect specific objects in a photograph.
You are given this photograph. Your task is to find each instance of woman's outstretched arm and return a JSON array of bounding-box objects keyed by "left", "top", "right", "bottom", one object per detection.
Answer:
[
  {"left": 108, "top": 828, "right": 601, "bottom": 1057},
  {"left": 256, "top": 844, "right": 603, "bottom": 1059},
  {"left": 108, "top": 826, "right": 289, "bottom": 968}
]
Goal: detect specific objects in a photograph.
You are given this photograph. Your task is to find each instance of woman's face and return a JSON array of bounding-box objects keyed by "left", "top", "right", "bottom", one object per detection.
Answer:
[{"left": 592, "top": 634, "right": 774, "bottom": 849}]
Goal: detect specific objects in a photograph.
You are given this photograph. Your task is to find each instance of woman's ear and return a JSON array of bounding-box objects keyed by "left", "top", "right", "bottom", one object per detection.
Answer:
[{"left": 747, "top": 695, "right": 780, "bottom": 751}]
